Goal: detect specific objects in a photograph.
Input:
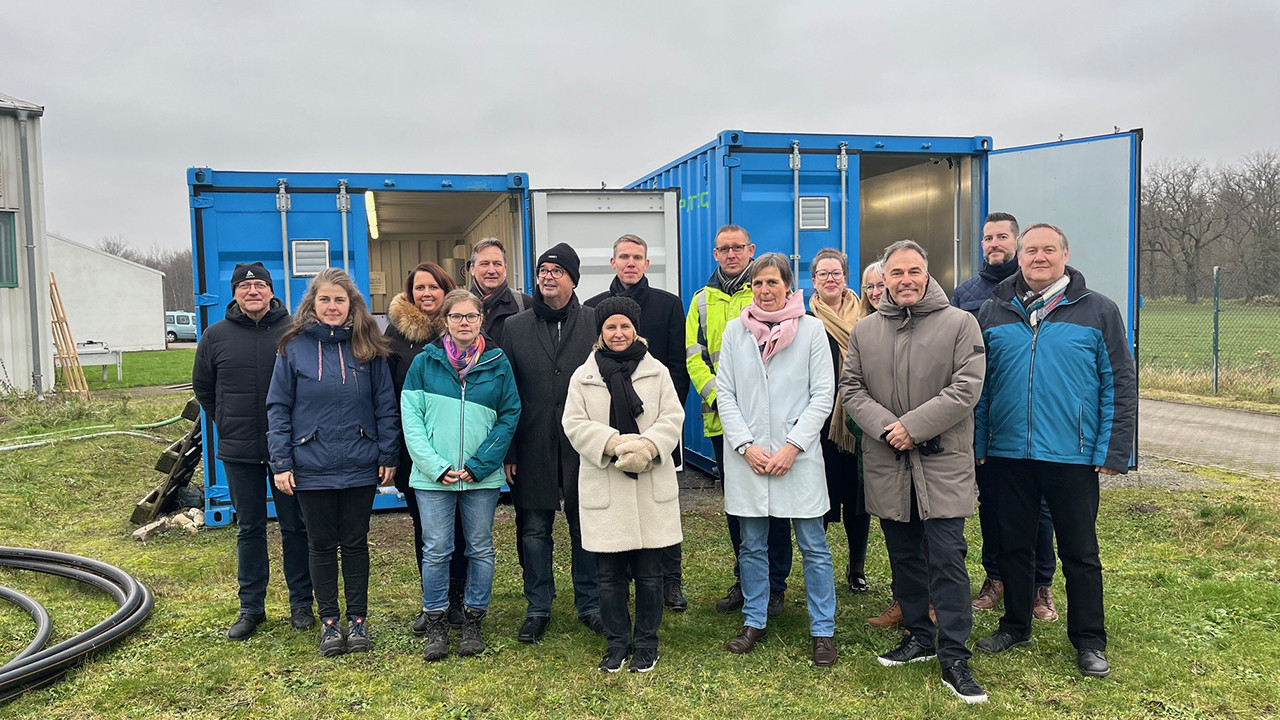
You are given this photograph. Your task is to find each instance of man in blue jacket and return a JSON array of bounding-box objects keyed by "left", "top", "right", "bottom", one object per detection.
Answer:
[
  {"left": 973, "top": 223, "right": 1137, "bottom": 678},
  {"left": 192, "top": 262, "right": 313, "bottom": 640},
  {"left": 953, "top": 213, "right": 1059, "bottom": 620}
]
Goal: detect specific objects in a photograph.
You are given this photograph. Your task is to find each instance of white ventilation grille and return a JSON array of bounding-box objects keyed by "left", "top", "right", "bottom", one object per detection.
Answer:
[
  {"left": 799, "top": 197, "right": 829, "bottom": 230},
  {"left": 291, "top": 240, "right": 330, "bottom": 276}
]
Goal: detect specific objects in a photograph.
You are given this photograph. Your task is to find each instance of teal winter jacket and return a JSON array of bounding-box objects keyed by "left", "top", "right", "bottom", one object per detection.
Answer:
[{"left": 400, "top": 339, "right": 521, "bottom": 491}]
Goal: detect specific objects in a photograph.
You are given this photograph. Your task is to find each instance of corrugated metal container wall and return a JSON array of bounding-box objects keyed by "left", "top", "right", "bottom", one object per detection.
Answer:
[{"left": 0, "top": 107, "right": 54, "bottom": 393}]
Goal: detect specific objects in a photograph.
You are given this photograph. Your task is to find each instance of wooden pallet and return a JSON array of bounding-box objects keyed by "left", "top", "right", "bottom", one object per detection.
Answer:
[
  {"left": 49, "top": 272, "right": 89, "bottom": 397},
  {"left": 131, "top": 398, "right": 204, "bottom": 525}
]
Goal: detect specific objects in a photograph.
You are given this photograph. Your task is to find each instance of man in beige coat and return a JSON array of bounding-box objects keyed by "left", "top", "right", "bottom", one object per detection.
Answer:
[{"left": 839, "top": 240, "right": 989, "bottom": 704}]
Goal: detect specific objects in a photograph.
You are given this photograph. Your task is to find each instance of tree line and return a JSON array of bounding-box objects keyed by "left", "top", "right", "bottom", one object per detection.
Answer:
[
  {"left": 1142, "top": 151, "right": 1280, "bottom": 303},
  {"left": 96, "top": 237, "right": 195, "bottom": 312}
]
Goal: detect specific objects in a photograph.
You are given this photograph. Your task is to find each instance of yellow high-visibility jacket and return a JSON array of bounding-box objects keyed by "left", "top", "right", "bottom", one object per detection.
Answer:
[{"left": 684, "top": 282, "right": 753, "bottom": 437}]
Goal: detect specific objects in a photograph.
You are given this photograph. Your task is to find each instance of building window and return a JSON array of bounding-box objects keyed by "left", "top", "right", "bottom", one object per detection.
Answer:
[{"left": 0, "top": 212, "right": 18, "bottom": 287}]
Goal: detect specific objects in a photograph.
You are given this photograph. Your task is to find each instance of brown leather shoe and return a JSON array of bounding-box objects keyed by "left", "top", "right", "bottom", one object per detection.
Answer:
[
  {"left": 972, "top": 578, "right": 1004, "bottom": 610},
  {"left": 812, "top": 636, "right": 837, "bottom": 667},
  {"left": 725, "top": 625, "right": 768, "bottom": 654},
  {"left": 1032, "top": 585, "right": 1059, "bottom": 621},
  {"left": 867, "top": 599, "right": 903, "bottom": 628}
]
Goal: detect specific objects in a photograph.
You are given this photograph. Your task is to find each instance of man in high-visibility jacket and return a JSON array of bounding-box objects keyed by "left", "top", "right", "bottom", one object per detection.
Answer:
[{"left": 686, "top": 224, "right": 793, "bottom": 616}]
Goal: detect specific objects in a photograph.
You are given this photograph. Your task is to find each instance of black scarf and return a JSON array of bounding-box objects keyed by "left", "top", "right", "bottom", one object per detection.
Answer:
[
  {"left": 476, "top": 281, "right": 512, "bottom": 316},
  {"left": 706, "top": 262, "right": 753, "bottom": 296},
  {"left": 533, "top": 290, "right": 577, "bottom": 324},
  {"left": 608, "top": 275, "right": 650, "bottom": 303},
  {"left": 595, "top": 342, "right": 648, "bottom": 477},
  {"left": 979, "top": 257, "right": 1019, "bottom": 285}
]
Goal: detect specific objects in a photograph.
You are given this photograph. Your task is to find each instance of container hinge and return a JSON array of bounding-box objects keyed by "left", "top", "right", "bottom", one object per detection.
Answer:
[
  {"left": 789, "top": 141, "right": 801, "bottom": 170},
  {"left": 336, "top": 179, "right": 350, "bottom": 211},
  {"left": 195, "top": 293, "right": 221, "bottom": 307},
  {"left": 276, "top": 179, "right": 291, "bottom": 212},
  {"left": 723, "top": 156, "right": 741, "bottom": 168},
  {"left": 189, "top": 196, "right": 213, "bottom": 209}
]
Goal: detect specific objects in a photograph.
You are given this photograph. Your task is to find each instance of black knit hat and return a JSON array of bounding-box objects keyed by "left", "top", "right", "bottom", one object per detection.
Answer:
[
  {"left": 231, "top": 262, "right": 272, "bottom": 290},
  {"left": 594, "top": 296, "right": 642, "bottom": 336},
  {"left": 536, "top": 243, "right": 580, "bottom": 286}
]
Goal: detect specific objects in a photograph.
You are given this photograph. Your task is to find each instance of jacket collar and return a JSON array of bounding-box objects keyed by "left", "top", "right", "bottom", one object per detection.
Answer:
[
  {"left": 387, "top": 292, "right": 443, "bottom": 343},
  {"left": 225, "top": 297, "right": 288, "bottom": 327},
  {"left": 877, "top": 277, "right": 951, "bottom": 321},
  {"left": 302, "top": 321, "right": 352, "bottom": 344},
  {"left": 992, "top": 265, "right": 1090, "bottom": 305},
  {"left": 579, "top": 349, "right": 661, "bottom": 387}
]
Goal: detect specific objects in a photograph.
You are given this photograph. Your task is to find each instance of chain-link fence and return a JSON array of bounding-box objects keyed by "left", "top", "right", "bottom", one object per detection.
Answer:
[{"left": 1140, "top": 267, "right": 1280, "bottom": 403}]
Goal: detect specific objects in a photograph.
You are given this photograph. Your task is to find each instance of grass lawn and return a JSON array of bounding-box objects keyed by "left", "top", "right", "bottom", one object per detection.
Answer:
[
  {"left": 3, "top": 392, "right": 1280, "bottom": 718},
  {"left": 63, "top": 349, "right": 197, "bottom": 392},
  {"left": 1140, "top": 298, "right": 1280, "bottom": 403}
]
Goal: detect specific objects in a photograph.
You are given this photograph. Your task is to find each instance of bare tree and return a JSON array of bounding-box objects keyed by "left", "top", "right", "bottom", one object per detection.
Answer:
[
  {"left": 1142, "top": 160, "right": 1231, "bottom": 303},
  {"left": 1219, "top": 151, "right": 1280, "bottom": 301}
]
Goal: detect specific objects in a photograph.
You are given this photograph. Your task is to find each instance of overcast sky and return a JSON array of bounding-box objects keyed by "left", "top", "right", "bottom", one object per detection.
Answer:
[{"left": 4, "top": 0, "right": 1278, "bottom": 251}]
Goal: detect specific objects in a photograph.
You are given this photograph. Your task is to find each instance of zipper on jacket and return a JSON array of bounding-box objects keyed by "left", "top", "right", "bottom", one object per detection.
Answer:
[
  {"left": 458, "top": 378, "right": 467, "bottom": 484},
  {"left": 1078, "top": 405, "right": 1085, "bottom": 453},
  {"left": 1026, "top": 324, "right": 1040, "bottom": 457}
]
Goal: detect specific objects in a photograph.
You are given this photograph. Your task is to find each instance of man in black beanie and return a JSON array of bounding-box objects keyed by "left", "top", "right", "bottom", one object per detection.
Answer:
[
  {"left": 586, "top": 234, "right": 691, "bottom": 611},
  {"left": 501, "top": 243, "right": 603, "bottom": 642},
  {"left": 194, "top": 261, "right": 315, "bottom": 640}
]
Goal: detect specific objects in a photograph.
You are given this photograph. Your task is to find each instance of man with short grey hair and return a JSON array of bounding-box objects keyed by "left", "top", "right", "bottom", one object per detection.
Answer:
[
  {"left": 841, "top": 240, "right": 988, "bottom": 704},
  {"left": 974, "top": 223, "right": 1136, "bottom": 679},
  {"left": 469, "top": 237, "right": 532, "bottom": 346}
]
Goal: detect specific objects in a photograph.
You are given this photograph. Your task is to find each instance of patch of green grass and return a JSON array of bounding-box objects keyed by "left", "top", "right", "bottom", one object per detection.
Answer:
[
  {"left": 1141, "top": 298, "right": 1280, "bottom": 403},
  {"left": 67, "top": 349, "right": 197, "bottom": 391},
  {"left": 3, "top": 403, "right": 1280, "bottom": 717}
]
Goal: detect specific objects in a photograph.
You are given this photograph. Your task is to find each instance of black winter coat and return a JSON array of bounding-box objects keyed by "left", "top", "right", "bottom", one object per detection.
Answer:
[
  {"left": 476, "top": 282, "right": 533, "bottom": 347},
  {"left": 192, "top": 299, "right": 291, "bottom": 464},
  {"left": 500, "top": 297, "right": 596, "bottom": 511},
  {"left": 383, "top": 292, "right": 444, "bottom": 493},
  {"left": 585, "top": 278, "right": 690, "bottom": 402}
]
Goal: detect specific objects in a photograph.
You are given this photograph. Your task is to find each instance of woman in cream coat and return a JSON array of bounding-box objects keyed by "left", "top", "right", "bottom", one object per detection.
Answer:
[{"left": 563, "top": 296, "right": 685, "bottom": 674}]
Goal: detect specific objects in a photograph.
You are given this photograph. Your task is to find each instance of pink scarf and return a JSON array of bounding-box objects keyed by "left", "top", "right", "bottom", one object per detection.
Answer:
[
  {"left": 444, "top": 334, "right": 485, "bottom": 380},
  {"left": 740, "top": 290, "right": 805, "bottom": 364}
]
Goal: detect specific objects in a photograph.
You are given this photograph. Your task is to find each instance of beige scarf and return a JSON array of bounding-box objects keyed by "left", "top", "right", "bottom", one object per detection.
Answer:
[{"left": 810, "top": 288, "right": 863, "bottom": 453}]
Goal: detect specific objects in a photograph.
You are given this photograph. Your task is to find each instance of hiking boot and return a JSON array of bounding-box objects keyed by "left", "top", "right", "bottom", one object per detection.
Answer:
[
  {"left": 972, "top": 577, "right": 1004, "bottom": 610},
  {"left": 458, "top": 608, "right": 486, "bottom": 657},
  {"left": 289, "top": 606, "right": 315, "bottom": 631},
  {"left": 877, "top": 633, "right": 937, "bottom": 667},
  {"left": 580, "top": 612, "right": 606, "bottom": 636},
  {"left": 867, "top": 599, "right": 903, "bottom": 628},
  {"left": 446, "top": 578, "right": 466, "bottom": 628},
  {"left": 629, "top": 647, "right": 658, "bottom": 673},
  {"left": 1032, "top": 585, "right": 1059, "bottom": 621},
  {"left": 421, "top": 611, "right": 449, "bottom": 661},
  {"left": 518, "top": 615, "right": 549, "bottom": 643},
  {"left": 226, "top": 612, "right": 266, "bottom": 641},
  {"left": 413, "top": 609, "right": 431, "bottom": 637},
  {"left": 975, "top": 629, "right": 1034, "bottom": 654},
  {"left": 1078, "top": 648, "right": 1112, "bottom": 678},
  {"left": 767, "top": 590, "right": 785, "bottom": 619},
  {"left": 725, "top": 625, "right": 768, "bottom": 654},
  {"left": 812, "top": 636, "right": 837, "bottom": 667},
  {"left": 318, "top": 617, "right": 345, "bottom": 657},
  {"left": 715, "top": 582, "right": 745, "bottom": 613},
  {"left": 941, "top": 659, "right": 988, "bottom": 704},
  {"left": 599, "top": 646, "right": 629, "bottom": 672},
  {"left": 664, "top": 582, "right": 688, "bottom": 612},
  {"left": 345, "top": 616, "right": 371, "bottom": 654}
]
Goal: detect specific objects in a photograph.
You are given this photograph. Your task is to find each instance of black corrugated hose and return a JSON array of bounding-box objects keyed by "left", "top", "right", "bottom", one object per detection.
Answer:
[{"left": 0, "top": 547, "right": 154, "bottom": 703}]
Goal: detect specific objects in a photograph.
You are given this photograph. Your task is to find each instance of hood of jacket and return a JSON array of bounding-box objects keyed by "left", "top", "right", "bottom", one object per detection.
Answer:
[
  {"left": 387, "top": 292, "right": 443, "bottom": 344},
  {"left": 224, "top": 297, "right": 289, "bottom": 327},
  {"left": 877, "top": 277, "right": 951, "bottom": 325}
]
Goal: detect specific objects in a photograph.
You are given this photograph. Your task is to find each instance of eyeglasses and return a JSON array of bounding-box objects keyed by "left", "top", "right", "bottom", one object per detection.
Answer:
[
  {"left": 238, "top": 281, "right": 269, "bottom": 291},
  {"left": 863, "top": 282, "right": 886, "bottom": 292},
  {"left": 714, "top": 244, "right": 750, "bottom": 255},
  {"left": 815, "top": 270, "right": 845, "bottom": 281},
  {"left": 537, "top": 266, "right": 566, "bottom": 279},
  {"left": 447, "top": 313, "right": 482, "bottom": 323}
]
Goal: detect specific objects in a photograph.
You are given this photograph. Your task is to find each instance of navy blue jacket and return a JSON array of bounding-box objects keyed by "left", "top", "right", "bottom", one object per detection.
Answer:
[
  {"left": 974, "top": 267, "right": 1137, "bottom": 473},
  {"left": 951, "top": 258, "right": 1019, "bottom": 314},
  {"left": 266, "top": 322, "right": 401, "bottom": 490}
]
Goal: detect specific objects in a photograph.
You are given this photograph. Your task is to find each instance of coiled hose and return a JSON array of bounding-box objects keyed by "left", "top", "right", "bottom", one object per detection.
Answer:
[{"left": 0, "top": 548, "right": 154, "bottom": 703}]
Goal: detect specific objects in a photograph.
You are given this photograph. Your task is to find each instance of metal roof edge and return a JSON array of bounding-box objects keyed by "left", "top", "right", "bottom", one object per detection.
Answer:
[
  {"left": 48, "top": 232, "right": 168, "bottom": 277},
  {"left": 0, "top": 92, "right": 46, "bottom": 116}
]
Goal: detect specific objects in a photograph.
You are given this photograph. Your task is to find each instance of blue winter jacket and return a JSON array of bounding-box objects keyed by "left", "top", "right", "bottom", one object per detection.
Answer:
[
  {"left": 266, "top": 322, "right": 401, "bottom": 490},
  {"left": 951, "top": 257, "right": 1019, "bottom": 314},
  {"left": 974, "top": 267, "right": 1137, "bottom": 473}
]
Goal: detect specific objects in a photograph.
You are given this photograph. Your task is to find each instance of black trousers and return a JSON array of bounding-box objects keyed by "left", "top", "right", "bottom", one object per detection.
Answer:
[
  {"left": 819, "top": 437, "right": 871, "bottom": 579},
  {"left": 711, "top": 434, "right": 793, "bottom": 592},
  {"left": 987, "top": 457, "right": 1106, "bottom": 651},
  {"left": 879, "top": 489, "right": 973, "bottom": 663},
  {"left": 977, "top": 462, "right": 1056, "bottom": 586},
  {"left": 295, "top": 484, "right": 378, "bottom": 620},
  {"left": 596, "top": 547, "right": 664, "bottom": 651}
]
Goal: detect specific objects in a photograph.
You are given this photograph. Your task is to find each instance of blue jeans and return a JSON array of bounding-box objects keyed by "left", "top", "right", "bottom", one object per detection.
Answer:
[
  {"left": 711, "top": 434, "right": 792, "bottom": 591},
  {"left": 223, "top": 460, "right": 312, "bottom": 615},
  {"left": 739, "top": 516, "right": 835, "bottom": 636},
  {"left": 516, "top": 505, "right": 599, "bottom": 618},
  {"left": 415, "top": 488, "right": 501, "bottom": 612}
]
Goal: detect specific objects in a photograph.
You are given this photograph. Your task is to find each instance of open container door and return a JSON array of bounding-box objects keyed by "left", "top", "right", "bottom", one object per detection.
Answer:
[{"left": 986, "top": 129, "right": 1142, "bottom": 466}]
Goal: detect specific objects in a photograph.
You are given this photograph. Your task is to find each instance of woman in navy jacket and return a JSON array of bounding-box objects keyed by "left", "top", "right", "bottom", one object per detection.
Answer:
[{"left": 267, "top": 268, "right": 400, "bottom": 658}]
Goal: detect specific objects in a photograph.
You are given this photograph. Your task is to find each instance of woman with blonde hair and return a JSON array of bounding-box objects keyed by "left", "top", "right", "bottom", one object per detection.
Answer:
[{"left": 267, "top": 268, "right": 400, "bottom": 657}]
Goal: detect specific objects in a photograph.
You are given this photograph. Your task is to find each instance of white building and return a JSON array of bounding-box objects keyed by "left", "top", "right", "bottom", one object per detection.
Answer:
[
  {"left": 0, "top": 92, "right": 53, "bottom": 394},
  {"left": 48, "top": 232, "right": 166, "bottom": 352}
]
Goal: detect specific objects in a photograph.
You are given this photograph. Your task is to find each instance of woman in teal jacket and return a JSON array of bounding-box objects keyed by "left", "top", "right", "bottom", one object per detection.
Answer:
[{"left": 401, "top": 289, "right": 521, "bottom": 661}]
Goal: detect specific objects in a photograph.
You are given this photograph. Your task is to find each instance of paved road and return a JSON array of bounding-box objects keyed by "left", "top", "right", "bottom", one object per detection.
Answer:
[{"left": 1139, "top": 398, "right": 1280, "bottom": 479}]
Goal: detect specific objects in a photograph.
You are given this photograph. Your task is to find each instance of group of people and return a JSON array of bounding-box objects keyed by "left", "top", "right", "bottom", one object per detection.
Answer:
[{"left": 193, "top": 213, "right": 1135, "bottom": 703}]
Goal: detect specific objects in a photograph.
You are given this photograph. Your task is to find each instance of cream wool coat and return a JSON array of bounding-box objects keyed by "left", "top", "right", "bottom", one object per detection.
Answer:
[
  {"left": 563, "top": 350, "right": 685, "bottom": 554},
  {"left": 718, "top": 314, "right": 834, "bottom": 519}
]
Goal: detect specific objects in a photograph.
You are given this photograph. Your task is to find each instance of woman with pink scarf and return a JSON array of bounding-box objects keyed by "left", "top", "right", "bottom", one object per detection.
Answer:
[{"left": 716, "top": 253, "right": 838, "bottom": 668}]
